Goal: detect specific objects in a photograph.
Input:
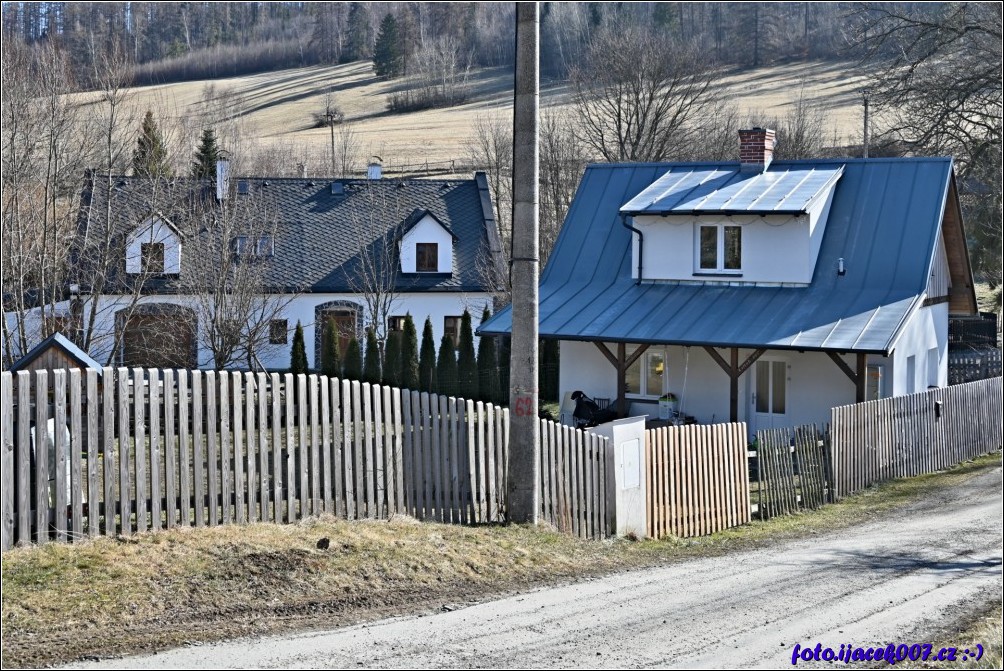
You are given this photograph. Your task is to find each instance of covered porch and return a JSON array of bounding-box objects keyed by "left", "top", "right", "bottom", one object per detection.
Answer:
[{"left": 559, "top": 339, "right": 882, "bottom": 433}]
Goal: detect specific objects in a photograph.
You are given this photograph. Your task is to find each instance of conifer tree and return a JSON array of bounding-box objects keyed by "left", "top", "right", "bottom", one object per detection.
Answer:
[
  {"left": 342, "top": 3, "right": 372, "bottom": 63},
  {"left": 192, "top": 128, "right": 221, "bottom": 178},
  {"left": 496, "top": 334, "right": 511, "bottom": 406},
  {"left": 382, "top": 330, "right": 402, "bottom": 387},
  {"left": 373, "top": 13, "right": 403, "bottom": 78},
  {"left": 436, "top": 334, "right": 458, "bottom": 397},
  {"left": 476, "top": 307, "right": 498, "bottom": 403},
  {"left": 133, "top": 110, "right": 172, "bottom": 177},
  {"left": 457, "top": 309, "right": 478, "bottom": 400},
  {"left": 419, "top": 317, "right": 437, "bottom": 392},
  {"left": 401, "top": 315, "right": 419, "bottom": 390},
  {"left": 290, "top": 321, "right": 309, "bottom": 375},
  {"left": 320, "top": 318, "right": 341, "bottom": 378},
  {"left": 363, "top": 328, "right": 381, "bottom": 384},
  {"left": 343, "top": 337, "right": 363, "bottom": 380}
]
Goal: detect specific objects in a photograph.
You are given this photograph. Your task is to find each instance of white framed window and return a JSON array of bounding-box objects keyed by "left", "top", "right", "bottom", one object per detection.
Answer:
[
  {"left": 695, "top": 223, "right": 742, "bottom": 273},
  {"left": 625, "top": 349, "right": 666, "bottom": 398}
]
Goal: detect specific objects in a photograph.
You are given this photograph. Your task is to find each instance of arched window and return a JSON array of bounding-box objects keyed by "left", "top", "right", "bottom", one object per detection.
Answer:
[{"left": 313, "top": 300, "right": 363, "bottom": 367}]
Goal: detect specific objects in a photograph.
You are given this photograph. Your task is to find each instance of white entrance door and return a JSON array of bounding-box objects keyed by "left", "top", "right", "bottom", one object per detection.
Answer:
[{"left": 753, "top": 359, "right": 788, "bottom": 431}]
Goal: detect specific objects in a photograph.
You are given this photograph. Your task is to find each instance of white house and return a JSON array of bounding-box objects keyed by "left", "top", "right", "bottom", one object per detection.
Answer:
[
  {"left": 8, "top": 167, "right": 504, "bottom": 371},
  {"left": 480, "top": 129, "right": 980, "bottom": 433}
]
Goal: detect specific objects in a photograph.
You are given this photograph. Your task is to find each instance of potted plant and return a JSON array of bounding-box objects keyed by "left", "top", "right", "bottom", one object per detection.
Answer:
[{"left": 658, "top": 392, "right": 678, "bottom": 419}]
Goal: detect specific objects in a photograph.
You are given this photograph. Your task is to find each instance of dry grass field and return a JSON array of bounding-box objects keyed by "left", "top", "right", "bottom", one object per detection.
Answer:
[{"left": 70, "top": 59, "right": 872, "bottom": 175}]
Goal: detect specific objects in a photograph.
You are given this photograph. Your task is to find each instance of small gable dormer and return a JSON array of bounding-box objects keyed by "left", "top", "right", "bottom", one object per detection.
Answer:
[
  {"left": 126, "top": 215, "right": 182, "bottom": 275},
  {"left": 619, "top": 130, "right": 843, "bottom": 286},
  {"left": 399, "top": 209, "right": 455, "bottom": 274}
]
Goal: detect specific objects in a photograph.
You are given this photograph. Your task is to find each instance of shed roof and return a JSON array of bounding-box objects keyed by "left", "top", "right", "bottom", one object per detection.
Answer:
[
  {"left": 480, "top": 157, "right": 967, "bottom": 355},
  {"left": 10, "top": 332, "right": 104, "bottom": 374}
]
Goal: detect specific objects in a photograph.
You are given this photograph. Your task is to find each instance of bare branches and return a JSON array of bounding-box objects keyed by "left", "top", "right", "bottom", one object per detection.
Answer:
[{"left": 569, "top": 25, "right": 719, "bottom": 162}]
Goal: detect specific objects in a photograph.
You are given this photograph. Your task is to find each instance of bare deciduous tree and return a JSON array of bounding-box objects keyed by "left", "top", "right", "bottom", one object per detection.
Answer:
[
  {"left": 569, "top": 25, "right": 719, "bottom": 162},
  {"left": 850, "top": 2, "right": 1003, "bottom": 300}
]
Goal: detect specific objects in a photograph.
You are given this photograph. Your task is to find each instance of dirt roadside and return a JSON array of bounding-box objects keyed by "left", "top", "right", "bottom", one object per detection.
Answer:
[{"left": 3, "top": 454, "right": 1000, "bottom": 668}]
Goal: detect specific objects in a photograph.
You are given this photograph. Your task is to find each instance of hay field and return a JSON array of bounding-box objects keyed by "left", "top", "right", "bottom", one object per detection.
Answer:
[{"left": 69, "top": 59, "right": 871, "bottom": 174}]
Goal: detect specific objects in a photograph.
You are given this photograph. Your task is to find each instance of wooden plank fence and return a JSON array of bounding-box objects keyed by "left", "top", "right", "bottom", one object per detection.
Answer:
[
  {"left": 753, "top": 424, "right": 830, "bottom": 519},
  {"left": 644, "top": 422, "right": 750, "bottom": 539},
  {"left": 2, "top": 368, "right": 533, "bottom": 549},
  {"left": 538, "top": 419, "right": 609, "bottom": 539},
  {"left": 830, "top": 376, "right": 1002, "bottom": 499}
]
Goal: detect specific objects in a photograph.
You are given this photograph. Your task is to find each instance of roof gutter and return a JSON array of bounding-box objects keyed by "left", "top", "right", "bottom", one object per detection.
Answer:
[{"left": 621, "top": 214, "right": 644, "bottom": 284}]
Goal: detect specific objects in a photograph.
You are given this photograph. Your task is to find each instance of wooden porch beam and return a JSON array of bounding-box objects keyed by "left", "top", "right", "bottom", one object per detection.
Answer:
[
  {"left": 624, "top": 343, "right": 650, "bottom": 369},
  {"left": 593, "top": 342, "right": 619, "bottom": 369},
  {"left": 729, "top": 348, "right": 739, "bottom": 422},
  {"left": 736, "top": 348, "right": 767, "bottom": 377},
  {"left": 703, "top": 346, "right": 732, "bottom": 376},
  {"left": 826, "top": 351, "right": 857, "bottom": 383}
]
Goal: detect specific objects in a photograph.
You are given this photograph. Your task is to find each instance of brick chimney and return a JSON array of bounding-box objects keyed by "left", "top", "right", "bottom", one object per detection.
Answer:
[{"left": 739, "top": 127, "right": 775, "bottom": 173}]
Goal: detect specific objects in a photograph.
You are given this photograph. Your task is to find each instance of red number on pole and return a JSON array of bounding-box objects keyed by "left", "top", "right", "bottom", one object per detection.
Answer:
[{"left": 515, "top": 397, "right": 534, "bottom": 417}]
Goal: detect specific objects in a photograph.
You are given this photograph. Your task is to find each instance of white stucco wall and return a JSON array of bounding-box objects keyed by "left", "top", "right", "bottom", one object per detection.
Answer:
[
  {"left": 126, "top": 218, "right": 182, "bottom": 274},
  {"left": 632, "top": 214, "right": 814, "bottom": 284},
  {"left": 889, "top": 302, "right": 948, "bottom": 395},
  {"left": 400, "top": 215, "right": 454, "bottom": 274},
  {"left": 40, "top": 291, "right": 492, "bottom": 371}
]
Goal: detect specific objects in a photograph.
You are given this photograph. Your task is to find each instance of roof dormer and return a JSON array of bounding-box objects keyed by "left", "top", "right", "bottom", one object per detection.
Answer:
[
  {"left": 619, "top": 130, "right": 843, "bottom": 286},
  {"left": 126, "top": 214, "right": 182, "bottom": 275},
  {"left": 399, "top": 209, "right": 455, "bottom": 274}
]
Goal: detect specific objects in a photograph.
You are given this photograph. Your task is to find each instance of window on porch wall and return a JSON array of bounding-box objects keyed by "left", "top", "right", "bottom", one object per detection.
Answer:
[{"left": 625, "top": 349, "right": 666, "bottom": 397}]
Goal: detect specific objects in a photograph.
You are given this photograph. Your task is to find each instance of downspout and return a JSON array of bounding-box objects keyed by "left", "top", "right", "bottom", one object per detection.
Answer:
[{"left": 621, "top": 213, "right": 644, "bottom": 284}]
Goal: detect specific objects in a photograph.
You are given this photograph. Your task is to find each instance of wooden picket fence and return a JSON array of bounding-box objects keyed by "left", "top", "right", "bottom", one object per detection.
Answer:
[
  {"left": 538, "top": 420, "right": 609, "bottom": 539},
  {"left": 0, "top": 368, "right": 528, "bottom": 550},
  {"left": 830, "top": 376, "right": 1002, "bottom": 499},
  {"left": 753, "top": 424, "right": 830, "bottom": 519},
  {"left": 644, "top": 422, "right": 750, "bottom": 539}
]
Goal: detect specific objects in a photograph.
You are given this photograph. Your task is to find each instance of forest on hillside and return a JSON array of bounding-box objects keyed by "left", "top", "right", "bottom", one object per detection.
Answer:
[{"left": 3, "top": 2, "right": 860, "bottom": 86}]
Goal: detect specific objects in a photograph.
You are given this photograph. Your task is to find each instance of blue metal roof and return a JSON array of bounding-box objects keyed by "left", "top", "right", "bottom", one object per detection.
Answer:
[
  {"left": 619, "top": 163, "right": 845, "bottom": 215},
  {"left": 479, "top": 158, "right": 955, "bottom": 354}
]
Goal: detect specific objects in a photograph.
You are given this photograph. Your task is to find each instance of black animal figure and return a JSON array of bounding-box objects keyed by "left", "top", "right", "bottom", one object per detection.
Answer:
[{"left": 570, "top": 391, "right": 619, "bottom": 428}]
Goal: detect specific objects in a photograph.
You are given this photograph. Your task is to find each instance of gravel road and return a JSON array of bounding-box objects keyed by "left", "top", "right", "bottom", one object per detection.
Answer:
[{"left": 68, "top": 467, "right": 1001, "bottom": 669}]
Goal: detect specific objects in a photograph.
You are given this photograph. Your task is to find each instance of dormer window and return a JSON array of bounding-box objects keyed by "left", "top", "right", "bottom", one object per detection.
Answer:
[
  {"left": 141, "top": 242, "right": 165, "bottom": 274},
  {"left": 696, "top": 223, "right": 742, "bottom": 273},
  {"left": 416, "top": 243, "right": 438, "bottom": 272},
  {"left": 231, "top": 234, "right": 274, "bottom": 260}
]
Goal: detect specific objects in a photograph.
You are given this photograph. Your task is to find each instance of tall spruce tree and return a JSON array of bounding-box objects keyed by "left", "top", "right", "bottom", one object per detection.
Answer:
[
  {"left": 192, "top": 128, "right": 221, "bottom": 178},
  {"left": 342, "top": 3, "right": 372, "bottom": 63},
  {"left": 133, "top": 110, "right": 172, "bottom": 177},
  {"left": 401, "top": 315, "right": 419, "bottom": 390},
  {"left": 290, "top": 321, "right": 309, "bottom": 375},
  {"left": 496, "top": 335, "right": 511, "bottom": 406},
  {"left": 457, "top": 309, "right": 478, "bottom": 400},
  {"left": 343, "top": 337, "right": 363, "bottom": 380},
  {"left": 436, "top": 334, "right": 458, "bottom": 397},
  {"left": 476, "top": 307, "right": 498, "bottom": 403},
  {"left": 373, "top": 13, "right": 403, "bottom": 78},
  {"left": 320, "top": 318, "right": 341, "bottom": 378},
  {"left": 363, "top": 328, "right": 381, "bottom": 384},
  {"left": 382, "top": 330, "right": 402, "bottom": 387},
  {"left": 419, "top": 317, "right": 437, "bottom": 392}
]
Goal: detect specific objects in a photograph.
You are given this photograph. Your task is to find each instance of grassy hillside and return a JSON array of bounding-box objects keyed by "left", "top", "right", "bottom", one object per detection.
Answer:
[{"left": 70, "top": 59, "right": 872, "bottom": 176}]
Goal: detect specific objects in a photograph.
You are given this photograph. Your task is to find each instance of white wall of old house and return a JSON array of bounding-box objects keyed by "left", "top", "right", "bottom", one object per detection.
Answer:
[
  {"left": 400, "top": 215, "right": 454, "bottom": 274},
  {"left": 57, "top": 291, "right": 493, "bottom": 371},
  {"left": 125, "top": 218, "right": 182, "bottom": 274}
]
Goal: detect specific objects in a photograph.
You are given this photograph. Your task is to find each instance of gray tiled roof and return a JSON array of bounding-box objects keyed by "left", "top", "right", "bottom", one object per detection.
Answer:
[{"left": 76, "top": 172, "right": 503, "bottom": 294}]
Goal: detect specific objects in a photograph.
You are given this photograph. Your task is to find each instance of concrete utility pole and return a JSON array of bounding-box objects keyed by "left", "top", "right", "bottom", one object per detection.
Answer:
[{"left": 508, "top": 2, "right": 540, "bottom": 524}]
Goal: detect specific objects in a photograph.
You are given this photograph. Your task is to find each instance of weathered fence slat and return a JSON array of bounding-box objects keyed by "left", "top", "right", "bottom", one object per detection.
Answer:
[{"left": 2, "top": 373, "right": 13, "bottom": 550}]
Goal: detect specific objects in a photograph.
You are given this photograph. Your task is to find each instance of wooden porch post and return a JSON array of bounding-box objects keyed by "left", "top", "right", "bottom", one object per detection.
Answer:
[
  {"left": 616, "top": 343, "right": 627, "bottom": 416},
  {"left": 704, "top": 346, "right": 766, "bottom": 423},
  {"left": 729, "top": 348, "right": 739, "bottom": 422},
  {"left": 856, "top": 353, "right": 867, "bottom": 403}
]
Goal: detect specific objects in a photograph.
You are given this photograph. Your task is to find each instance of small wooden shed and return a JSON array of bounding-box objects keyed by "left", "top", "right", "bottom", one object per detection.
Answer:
[{"left": 9, "top": 332, "right": 104, "bottom": 377}]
